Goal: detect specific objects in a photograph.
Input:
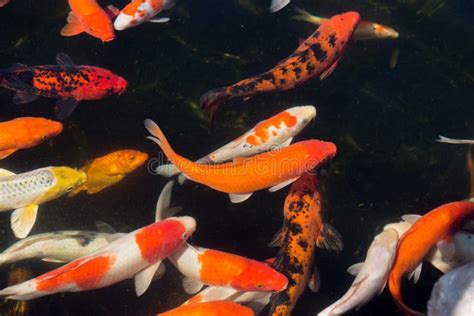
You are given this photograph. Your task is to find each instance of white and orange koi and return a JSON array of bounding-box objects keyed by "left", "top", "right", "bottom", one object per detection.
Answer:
[
  {"left": 0, "top": 216, "right": 196, "bottom": 300},
  {"left": 114, "top": 0, "right": 176, "bottom": 31},
  {"left": 292, "top": 8, "right": 399, "bottom": 41},
  {"left": 156, "top": 106, "right": 317, "bottom": 183}
]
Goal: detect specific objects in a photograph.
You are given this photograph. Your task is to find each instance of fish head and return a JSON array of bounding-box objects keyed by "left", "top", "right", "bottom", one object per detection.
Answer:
[
  {"left": 176, "top": 216, "right": 197, "bottom": 239},
  {"left": 303, "top": 140, "right": 337, "bottom": 171},
  {"left": 26, "top": 118, "right": 63, "bottom": 144},
  {"left": 48, "top": 167, "right": 87, "bottom": 197},
  {"left": 232, "top": 261, "right": 288, "bottom": 292},
  {"left": 115, "top": 150, "right": 149, "bottom": 173},
  {"left": 372, "top": 23, "right": 399, "bottom": 39},
  {"left": 83, "top": 12, "right": 116, "bottom": 42},
  {"left": 112, "top": 75, "right": 128, "bottom": 95},
  {"left": 114, "top": 0, "right": 150, "bottom": 31},
  {"left": 286, "top": 105, "right": 317, "bottom": 128}
]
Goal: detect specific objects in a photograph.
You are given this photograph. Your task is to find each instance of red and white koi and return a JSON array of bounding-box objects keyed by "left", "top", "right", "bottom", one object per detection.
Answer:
[
  {"left": 114, "top": 0, "right": 176, "bottom": 31},
  {"left": 0, "top": 216, "right": 196, "bottom": 300}
]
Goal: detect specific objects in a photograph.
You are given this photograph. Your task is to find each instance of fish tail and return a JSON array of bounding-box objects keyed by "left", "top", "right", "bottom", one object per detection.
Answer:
[
  {"left": 199, "top": 87, "right": 230, "bottom": 122},
  {"left": 291, "top": 7, "right": 323, "bottom": 25},
  {"left": 388, "top": 272, "right": 423, "bottom": 316},
  {"left": 0, "top": 280, "right": 38, "bottom": 300},
  {"left": 144, "top": 119, "right": 179, "bottom": 166}
]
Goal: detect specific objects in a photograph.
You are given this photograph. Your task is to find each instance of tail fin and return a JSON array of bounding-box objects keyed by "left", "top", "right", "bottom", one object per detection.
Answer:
[
  {"left": 0, "top": 281, "right": 38, "bottom": 300},
  {"left": 199, "top": 87, "right": 229, "bottom": 123},
  {"left": 388, "top": 272, "right": 423, "bottom": 316},
  {"left": 144, "top": 119, "right": 177, "bottom": 164},
  {"left": 291, "top": 8, "right": 326, "bottom": 25}
]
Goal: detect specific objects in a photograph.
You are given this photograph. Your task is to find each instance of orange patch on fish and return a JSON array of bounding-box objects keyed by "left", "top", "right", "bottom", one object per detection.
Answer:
[
  {"left": 158, "top": 301, "right": 254, "bottom": 316},
  {"left": 246, "top": 111, "right": 297, "bottom": 146},
  {"left": 123, "top": 0, "right": 143, "bottom": 15},
  {"left": 198, "top": 250, "right": 245, "bottom": 285}
]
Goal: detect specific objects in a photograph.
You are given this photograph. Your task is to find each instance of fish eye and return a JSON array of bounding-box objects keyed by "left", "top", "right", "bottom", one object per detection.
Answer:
[
  {"left": 41, "top": 135, "right": 48, "bottom": 140},
  {"left": 182, "top": 233, "right": 188, "bottom": 239},
  {"left": 256, "top": 284, "right": 264, "bottom": 288},
  {"left": 130, "top": 156, "right": 136, "bottom": 160}
]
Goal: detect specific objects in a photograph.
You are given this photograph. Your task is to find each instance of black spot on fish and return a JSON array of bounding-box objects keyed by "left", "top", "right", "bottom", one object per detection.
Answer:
[
  {"left": 279, "top": 79, "right": 287, "bottom": 85},
  {"left": 286, "top": 222, "right": 303, "bottom": 235},
  {"left": 313, "top": 31, "right": 320, "bottom": 38},
  {"left": 310, "top": 43, "right": 328, "bottom": 62},
  {"left": 257, "top": 73, "right": 276, "bottom": 84},
  {"left": 328, "top": 34, "right": 337, "bottom": 47},
  {"left": 78, "top": 233, "right": 96, "bottom": 247},
  {"left": 298, "top": 239, "right": 308, "bottom": 250}
]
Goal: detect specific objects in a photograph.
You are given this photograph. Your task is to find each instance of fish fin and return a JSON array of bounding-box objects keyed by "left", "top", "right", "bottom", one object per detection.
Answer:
[
  {"left": 144, "top": 119, "right": 178, "bottom": 163},
  {"left": 268, "top": 176, "right": 300, "bottom": 192},
  {"left": 316, "top": 223, "right": 344, "bottom": 251},
  {"left": 105, "top": 5, "right": 119, "bottom": 18},
  {"left": 291, "top": 7, "right": 325, "bottom": 25},
  {"left": 229, "top": 193, "right": 253, "bottom": 203},
  {"left": 378, "top": 278, "right": 388, "bottom": 295},
  {"left": 436, "top": 239, "right": 455, "bottom": 262},
  {"left": 56, "top": 53, "right": 75, "bottom": 67},
  {"left": 407, "top": 263, "right": 422, "bottom": 284},
  {"left": 55, "top": 98, "right": 79, "bottom": 120},
  {"left": 177, "top": 174, "right": 187, "bottom": 185},
  {"left": 67, "top": 183, "right": 85, "bottom": 197},
  {"left": 94, "top": 221, "right": 116, "bottom": 234},
  {"left": 12, "top": 91, "right": 38, "bottom": 104},
  {"left": 41, "top": 258, "right": 67, "bottom": 263},
  {"left": 0, "top": 168, "right": 16, "bottom": 177},
  {"left": 0, "top": 149, "right": 17, "bottom": 160},
  {"left": 268, "top": 228, "right": 286, "bottom": 247},
  {"left": 320, "top": 57, "right": 341, "bottom": 80},
  {"left": 269, "top": 0, "right": 290, "bottom": 12},
  {"left": 185, "top": 286, "right": 239, "bottom": 305},
  {"left": 135, "top": 261, "right": 162, "bottom": 296},
  {"left": 279, "top": 137, "right": 293, "bottom": 148},
  {"left": 347, "top": 262, "right": 363, "bottom": 276},
  {"left": 155, "top": 164, "right": 180, "bottom": 177},
  {"left": 437, "top": 136, "right": 474, "bottom": 145},
  {"left": 149, "top": 17, "right": 170, "bottom": 23},
  {"left": 153, "top": 263, "right": 166, "bottom": 281},
  {"left": 60, "top": 12, "right": 84, "bottom": 37},
  {"left": 155, "top": 180, "right": 175, "bottom": 221},
  {"left": 401, "top": 214, "right": 422, "bottom": 224},
  {"left": 308, "top": 265, "right": 320, "bottom": 292},
  {"left": 182, "top": 277, "right": 204, "bottom": 294},
  {"left": 11, "top": 204, "right": 39, "bottom": 239},
  {"left": 163, "top": 0, "right": 176, "bottom": 10}
]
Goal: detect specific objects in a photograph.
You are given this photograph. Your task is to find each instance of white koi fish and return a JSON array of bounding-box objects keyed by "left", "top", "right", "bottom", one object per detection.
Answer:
[
  {"left": 114, "top": 0, "right": 176, "bottom": 31},
  {"left": 292, "top": 8, "right": 399, "bottom": 40},
  {"left": 427, "top": 262, "right": 474, "bottom": 316},
  {"left": 437, "top": 136, "right": 474, "bottom": 145},
  {"left": 269, "top": 0, "right": 290, "bottom": 13},
  {"left": 0, "top": 216, "right": 196, "bottom": 300},
  {"left": 156, "top": 105, "right": 316, "bottom": 183},
  {"left": 0, "top": 167, "right": 86, "bottom": 239}
]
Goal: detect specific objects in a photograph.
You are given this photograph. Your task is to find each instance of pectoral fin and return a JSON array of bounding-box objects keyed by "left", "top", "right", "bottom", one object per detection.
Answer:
[
  {"left": 347, "top": 262, "right": 363, "bottom": 276},
  {"left": 55, "top": 98, "right": 79, "bottom": 120},
  {"left": 105, "top": 5, "right": 119, "bottom": 18},
  {"left": 316, "top": 223, "right": 344, "bottom": 252},
  {"left": 182, "top": 277, "right": 204, "bottom": 294},
  {"left": 437, "top": 239, "right": 455, "bottom": 262},
  {"left": 229, "top": 193, "right": 253, "bottom": 203},
  {"left": 407, "top": 263, "right": 422, "bottom": 284},
  {"left": 155, "top": 164, "right": 180, "bottom": 177},
  {"left": 308, "top": 265, "right": 320, "bottom": 292},
  {"left": 268, "top": 177, "right": 299, "bottom": 192},
  {"left": 135, "top": 261, "right": 162, "bottom": 296},
  {"left": 268, "top": 228, "right": 287, "bottom": 247},
  {"left": 0, "top": 149, "right": 17, "bottom": 160},
  {"left": 11, "top": 204, "right": 39, "bottom": 239},
  {"left": 94, "top": 221, "right": 116, "bottom": 234},
  {"left": 12, "top": 91, "right": 38, "bottom": 104},
  {"left": 320, "top": 57, "right": 341, "bottom": 80},
  {"left": 155, "top": 180, "right": 183, "bottom": 221},
  {"left": 149, "top": 17, "right": 170, "bottom": 23},
  {"left": 60, "top": 12, "right": 84, "bottom": 37},
  {"left": 42, "top": 258, "right": 67, "bottom": 263}
]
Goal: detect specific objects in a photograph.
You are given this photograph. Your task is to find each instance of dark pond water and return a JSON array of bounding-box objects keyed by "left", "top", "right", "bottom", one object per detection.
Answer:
[{"left": 0, "top": 0, "right": 473, "bottom": 315}]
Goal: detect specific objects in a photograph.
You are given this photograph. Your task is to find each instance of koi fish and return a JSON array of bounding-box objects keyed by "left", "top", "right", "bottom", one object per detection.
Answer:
[
  {"left": 69, "top": 150, "right": 148, "bottom": 196},
  {"left": 388, "top": 201, "right": 474, "bottom": 315},
  {"left": 0, "top": 167, "right": 86, "bottom": 239},
  {"left": 158, "top": 301, "right": 254, "bottom": 316},
  {"left": 0, "top": 224, "right": 125, "bottom": 266},
  {"left": 427, "top": 262, "right": 474, "bottom": 316},
  {"left": 0, "top": 53, "right": 127, "bottom": 119},
  {"left": 114, "top": 0, "right": 176, "bottom": 31},
  {"left": 0, "top": 216, "right": 196, "bottom": 300},
  {"left": 200, "top": 12, "right": 360, "bottom": 120},
  {"left": 437, "top": 135, "right": 474, "bottom": 145},
  {"left": 156, "top": 106, "right": 317, "bottom": 183},
  {"left": 269, "top": 174, "right": 343, "bottom": 316},
  {"left": 144, "top": 119, "right": 336, "bottom": 203},
  {"left": 61, "top": 0, "right": 118, "bottom": 42},
  {"left": 0, "top": 117, "right": 63, "bottom": 160},
  {"left": 292, "top": 8, "right": 399, "bottom": 41},
  {"left": 0, "top": 0, "right": 10, "bottom": 8},
  {"left": 269, "top": 0, "right": 290, "bottom": 13}
]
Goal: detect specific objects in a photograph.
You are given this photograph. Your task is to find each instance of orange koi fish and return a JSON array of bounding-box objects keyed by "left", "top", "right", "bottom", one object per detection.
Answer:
[
  {"left": 114, "top": 0, "right": 176, "bottom": 31},
  {"left": 0, "top": 216, "right": 196, "bottom": 300},
  {"left": 0, "top": 117, "right": 63, "bottom": 160},
  {"left": 61, "top": 0, "right": 118, "bottom": 42},
  {"left": 200, "top": 12, "right": 360, "bottom": 120},
  {"left": 69, "top": 149, "right": 149, "bottom": 196},
  {"left": 158, "top": 301, "right": 254, "bottom": 316},
  {"left": 269, "top": 173, "right": 343, "bottom": 315},
  {"left": 292, "top": 8, "right": 399, "bottom": 41},
  {"left": 0, "top": 54, "right": 127, "bottom": 119},
  {"left": 144, "top": 119, "right": 337, "bottom": 203},
  {"left": 388, "top": 201, "right": 474, "bottom": 315}
]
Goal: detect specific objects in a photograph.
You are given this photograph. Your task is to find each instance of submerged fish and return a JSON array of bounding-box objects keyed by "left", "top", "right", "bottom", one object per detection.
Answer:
[
  {"left": 145, "top": 119, "right": 336, "bottom": 203},
  {"left": 199, "top": 12, "right": 360, "bottom": 120},
  {"left": 292, "top": 8, "right": 399, "bottom": 41},
  {"left": 0, "top": 167, "right": 86, "bottom": 239},
  {"left": 269, "top": 174, "right": 343, "bottom": 316},
  {"left": 61, "top": 0, "right": 118, "bottom": 42},
  {"left": 427, "top": 262, "right": 474, "bottom": 316},
  {"left": 156, "top": 106, "right": 317, "bottom": 182},
  {"left": 114, "top": 0, "right": 175, "bottom": 31},
  {"left": 0, "top": 0, "right": 10, "bottom": 8},
  {"left": 158, "top": 301, "right": 254, "bottom": 316},
  {"left": 0, "top": 216, "right": 196, "bottom": 300},
  {"left": 69, "top": 149, "right": 149, "bottom": 196},
  {"left": 388, "top": 201, "right": 474, "bottom": 315},
  {"left": 0, "top": 54, "right": 127, "bottom": 119},
  {"left": 0, "top": 117, "right": 63, "bottom": 160}
]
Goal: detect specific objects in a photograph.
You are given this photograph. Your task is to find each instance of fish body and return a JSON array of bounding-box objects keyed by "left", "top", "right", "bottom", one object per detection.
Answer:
[
  {"left": 145, "top": 119, "right": 336, "bottom": 203},
  {"left": 269, "top": 174, "right": 343, "bottom": 316},
  {"left": 69, "top": 150, "right": 148, "bottom": 196},
  {"left": 168, "top": 243, "right": 288, "bottom": 294},
  {"left": 318, "top": 228, "right": 399, "bottom": 315},
  {"left": 0, "top": 54, "right": 127, "bottom": 119},
  {"left": 0, "top": 117, "right": 63, "bottom": 160},
  {"left": 158, "top": 301, "right": 254, "bottom": 316},
  {"left": 0, "top": 230, "right": 125, "bottom": 266},
  {"left": 388, "top": 201, "right": 474, "bottom": 315},
  {"left": 427, "top": 261, "right": 474, "bottom": 316},
  {"left": 292, "top": 8, "right": 399, "bottom": 41},
  {"left": 114, "top": 0, "right": 175, "bottom": 31},
  {"left": 0, "top": 166, "right": 86, "bottom": 238},
  {"left": 200, "top": 12, "right": 360, "bottom": 119},
  {"left": 61, "top": 0, "right": 116, "bottom": 42},
  {"left": 0, "top": 216, "right": 196, "bottom": 300}
]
